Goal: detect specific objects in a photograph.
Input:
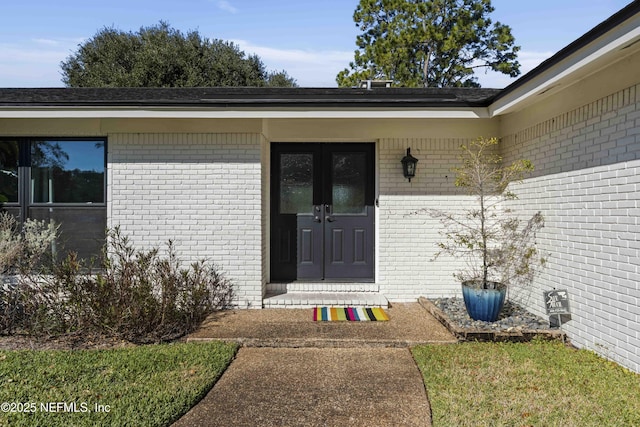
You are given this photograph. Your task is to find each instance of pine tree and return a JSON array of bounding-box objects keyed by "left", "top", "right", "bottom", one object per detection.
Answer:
[{"left": 337, "top": 0, "right": 520, "bottom": 87}]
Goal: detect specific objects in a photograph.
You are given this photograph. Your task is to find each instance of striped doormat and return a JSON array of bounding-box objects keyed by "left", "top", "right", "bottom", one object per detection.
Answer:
[{"left": 313, "top": 307, "right": 389, "bottom": 322}]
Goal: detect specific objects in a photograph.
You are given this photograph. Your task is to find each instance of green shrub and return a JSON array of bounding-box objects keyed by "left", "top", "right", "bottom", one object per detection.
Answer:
[
  {"left": 0, "top": 213, "right": 21, "bottom": 275},
  {"left": 0, "top": 211, "right": 58, "bottom": 275},
  {"left": 1, "top": 212, "right": 58, "bottom": 334},
  {"left": 2, "top": 227, "right": 234, "bottom": 342}
]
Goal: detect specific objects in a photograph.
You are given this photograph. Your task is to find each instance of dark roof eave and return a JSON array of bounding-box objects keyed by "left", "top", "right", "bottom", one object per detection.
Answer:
[{"left": 0, "top": 87, "right": 501, "bottom": 109}]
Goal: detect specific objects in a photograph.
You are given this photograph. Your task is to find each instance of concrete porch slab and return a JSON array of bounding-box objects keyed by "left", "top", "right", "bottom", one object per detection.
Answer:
[{"left": 187, "top": 302, "right": 457, "bottom": 347}]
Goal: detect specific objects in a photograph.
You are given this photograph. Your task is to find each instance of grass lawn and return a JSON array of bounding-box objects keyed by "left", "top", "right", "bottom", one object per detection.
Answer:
[
  {"left": 0, "top": 341, "right": 238, "bottom": 427},
  {"left": 412, "top": 340, "right": 640, "bottom": 427}
]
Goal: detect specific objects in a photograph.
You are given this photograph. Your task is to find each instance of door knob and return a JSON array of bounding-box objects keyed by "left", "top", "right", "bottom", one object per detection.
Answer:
[
  {"left": 313, "top": 216, "right": 321, "bottom": 223},
  {"left": 325, "top": 216, "right": 335, "bottom": 222}
]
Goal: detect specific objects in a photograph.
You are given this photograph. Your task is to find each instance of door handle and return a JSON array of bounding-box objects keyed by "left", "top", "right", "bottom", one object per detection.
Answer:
[
  {"left": 313, "top": 216, "right": 322, "bottom": 223},
  {"left": 324, "top": 204, "right": 335, "bottom": 222}
]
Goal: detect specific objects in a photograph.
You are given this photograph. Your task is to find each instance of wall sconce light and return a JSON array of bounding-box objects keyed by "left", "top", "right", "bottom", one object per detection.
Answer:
[{"left": 401, "top": 148, "right": 419, "bottom": 182}]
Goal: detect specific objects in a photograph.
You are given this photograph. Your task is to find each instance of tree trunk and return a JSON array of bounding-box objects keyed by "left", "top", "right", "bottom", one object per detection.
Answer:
[{"left": 479, "top": 174, "right": 489, "bottom": 288}]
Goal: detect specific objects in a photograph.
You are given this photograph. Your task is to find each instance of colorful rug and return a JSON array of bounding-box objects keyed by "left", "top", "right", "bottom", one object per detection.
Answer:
[{"left": 313, "top": 307, "right": 389, "bottom": 322}]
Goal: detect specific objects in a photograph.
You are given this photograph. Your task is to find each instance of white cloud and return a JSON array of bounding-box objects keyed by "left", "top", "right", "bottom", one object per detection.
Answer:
[
  {"left": 217, "top": 1, "right": 238, "bottom": 14},
  {"left": 233, "top": 39, "right": 352, "bottom": 87},
  {"left": 0, "top": 39, "right": 82, "bottom": 87},
  {"left": 32, "top": 38, "right": 62, "bottom": 46}
]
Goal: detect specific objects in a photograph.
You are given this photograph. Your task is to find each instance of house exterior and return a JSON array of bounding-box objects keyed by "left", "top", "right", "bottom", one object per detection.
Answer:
[{"left": 1, "top": 3, "right": 639, "bottom": 372}]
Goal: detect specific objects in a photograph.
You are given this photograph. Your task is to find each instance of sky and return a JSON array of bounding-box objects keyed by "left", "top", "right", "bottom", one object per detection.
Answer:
[{"left": 0, "top": 0, "right": 634, "bottom": 88}]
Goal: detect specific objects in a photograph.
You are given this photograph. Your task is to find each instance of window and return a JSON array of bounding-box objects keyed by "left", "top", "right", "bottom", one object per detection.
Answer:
[
  {"left": 0, "top": 138, "right": 107, "bottom": 261},
  {"left": 0, "top": 140, "right": 18, "bottom": 204},
  {"left": 30, "top": 141, "right": 105, "bottom": 204}
]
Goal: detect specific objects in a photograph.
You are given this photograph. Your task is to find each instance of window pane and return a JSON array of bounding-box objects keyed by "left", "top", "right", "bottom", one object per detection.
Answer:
[
  {"left": 332, "top": 152, "right": 366, "bottom": 214},
  {"left": 280, "top": 153, "right": 313, "bottom": 214},
  {"left": 31, "top": 140, "right": 105, "bottom": 203},
  {"left": 29, "top": 207, "right": 106, "bottom": 261},
  {"left": 0, "top": 140, "right": 19, "bottom": 203}
]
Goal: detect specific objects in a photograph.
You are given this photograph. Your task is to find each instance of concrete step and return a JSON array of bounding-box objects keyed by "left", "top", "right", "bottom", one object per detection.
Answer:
[
  {"left": 266, "top": 282, "right": 378, "bottom": 293},
  {"left": 263, "top": 292, "right": 389, "bottom": 308}
]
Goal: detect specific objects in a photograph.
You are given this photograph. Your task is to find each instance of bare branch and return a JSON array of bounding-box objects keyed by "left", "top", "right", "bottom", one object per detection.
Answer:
[{"left": 420, "top": 137, "right": 546, "bottom": 290}]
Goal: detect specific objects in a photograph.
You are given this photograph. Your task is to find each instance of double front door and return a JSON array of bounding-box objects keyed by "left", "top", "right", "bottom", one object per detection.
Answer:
[{"left": 271, "top": 143, "right": 375, "bottom": 281}]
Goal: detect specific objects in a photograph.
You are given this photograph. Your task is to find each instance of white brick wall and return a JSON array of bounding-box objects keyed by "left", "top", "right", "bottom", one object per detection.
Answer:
[
  {"left": 108, "top": 133, "right": 263, "bottom": 308},
  {"left": 502, "top": 83, "right": 640, "bottom": 373},
  {"left": 378, "top": 138, "right": 474, "bottom": 300}
]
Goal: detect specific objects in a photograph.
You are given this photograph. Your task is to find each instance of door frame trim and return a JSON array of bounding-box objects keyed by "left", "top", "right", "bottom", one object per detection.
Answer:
[{"left": 268, "top": 141, "right": 377, "bottom": 283}]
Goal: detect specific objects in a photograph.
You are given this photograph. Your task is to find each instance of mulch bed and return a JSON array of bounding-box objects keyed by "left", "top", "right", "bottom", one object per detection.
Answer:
[{"left": 0, "top": 333, "right": 137, "bottom": 351}]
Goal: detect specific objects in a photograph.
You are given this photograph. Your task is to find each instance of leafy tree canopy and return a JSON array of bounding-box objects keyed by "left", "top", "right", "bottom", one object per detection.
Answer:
[
  {"left": 337, "top": 0, "right": 520, "bottom": 87},
  {"left": 61, "top": 21, "right": 297, "bottom": 87}
]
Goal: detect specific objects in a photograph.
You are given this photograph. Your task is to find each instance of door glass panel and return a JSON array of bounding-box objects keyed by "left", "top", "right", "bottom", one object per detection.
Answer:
[
  {"left": 332, "top": 152, "right": 366, "bottom": 214},
  {"left": 280, "top": 153, "right": 313, "bottom": 214}
]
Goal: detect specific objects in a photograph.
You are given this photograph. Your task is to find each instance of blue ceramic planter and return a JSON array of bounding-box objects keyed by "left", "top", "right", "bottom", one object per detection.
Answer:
[{"left": 461, "top": 282, "right": 506, "bottom": 322}]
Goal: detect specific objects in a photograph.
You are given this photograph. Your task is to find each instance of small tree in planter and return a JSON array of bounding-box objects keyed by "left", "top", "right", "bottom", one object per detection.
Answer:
[{"left": 431, "top": 137, "right": 546, "bottom": 321}]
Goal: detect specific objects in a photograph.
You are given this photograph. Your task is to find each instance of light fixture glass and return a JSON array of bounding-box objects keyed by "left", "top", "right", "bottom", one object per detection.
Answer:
[{"left": 401, "top": 148, "right": 418, "bottom": 182}]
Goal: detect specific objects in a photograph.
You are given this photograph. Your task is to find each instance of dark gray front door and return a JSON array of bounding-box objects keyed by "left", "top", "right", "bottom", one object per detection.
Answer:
[{"left": 271, "top": 143, "right": 375, "bottom": 281}]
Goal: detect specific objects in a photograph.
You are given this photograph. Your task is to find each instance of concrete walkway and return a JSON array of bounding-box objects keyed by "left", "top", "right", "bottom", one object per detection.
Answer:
[{"left": 174, "top": 303, "right": 456, "bottom": 426}]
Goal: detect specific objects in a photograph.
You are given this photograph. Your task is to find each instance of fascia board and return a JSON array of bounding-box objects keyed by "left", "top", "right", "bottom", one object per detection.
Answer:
[
  {"left": 489, "top": 15, "right": 640, "bottom": 117},
  {"left": 0, "top": 107, "right": 491, "bottom": 119}
]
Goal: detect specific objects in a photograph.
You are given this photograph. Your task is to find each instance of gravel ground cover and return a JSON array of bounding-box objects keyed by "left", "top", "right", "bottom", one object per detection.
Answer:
[{"left": 433, "top": 298, "right": 551, "bottom": 331}]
